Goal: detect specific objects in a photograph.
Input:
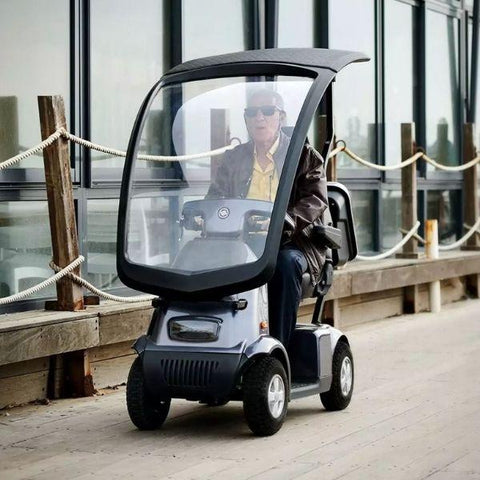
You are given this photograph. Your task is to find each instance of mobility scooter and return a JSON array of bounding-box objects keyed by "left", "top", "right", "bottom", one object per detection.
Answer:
[{"left": 117, "top": 48, "right": 368, "bottom": 436}]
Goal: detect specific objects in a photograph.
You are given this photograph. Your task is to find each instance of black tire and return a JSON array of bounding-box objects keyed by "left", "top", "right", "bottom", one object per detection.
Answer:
[
  {"left": 126, "top": 357, "right": 170, "bottom": 430},
  {"left": 320, "top": 341, "right": 354, "bottom": 411},
  {"left": 243, "top": 357, "right": 288, "bottom": 436}
]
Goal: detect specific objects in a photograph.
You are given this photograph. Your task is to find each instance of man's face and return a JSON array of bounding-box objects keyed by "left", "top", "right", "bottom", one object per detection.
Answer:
[{"left": 244, "top": 94, "right": 284, "bottom": 146}]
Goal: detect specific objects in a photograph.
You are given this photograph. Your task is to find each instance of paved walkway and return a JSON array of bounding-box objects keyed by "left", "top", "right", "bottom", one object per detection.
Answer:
[{"left": 1, "top": 299, "right": 480, "bottom": 480}]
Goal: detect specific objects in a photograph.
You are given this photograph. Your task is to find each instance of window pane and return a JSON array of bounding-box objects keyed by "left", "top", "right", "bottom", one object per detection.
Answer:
[
  {"left": 426, "top": 11, "right": 460, "bottom": 168},
  {"left": 0, "top": 1, "right": 69, "bottom": 170},
  {"left": 427, "top": 190, "right": 461, "bottom": 244},
  {"left": 87, "top": 199, "right": 122, "bottom": 290},
  {"left": 278, "top": 0, "right": 314, "bottom": 47},
  {"left": 183, "top": 0, "right": 246, "bottom": 61},
  {"left": 90, "top": 0, "right": 164, "bottom": 176},
  {"left": 329, "top": 0, "right": 376, "bottom": 169},
  {"left": 0, "top": 201, "right": 54, "bottom": 299},
  {"left": 381, "top": 189, "right": 402, "bottom": 250},
  {"left": 351, "top": 190, "right": 375, "bottom": 253},
  {"left": 385, "top": 1, "right": 414, "bottom": 166}
]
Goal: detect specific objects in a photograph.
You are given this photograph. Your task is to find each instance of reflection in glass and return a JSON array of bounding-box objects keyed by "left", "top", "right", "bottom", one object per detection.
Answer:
[
  {"left": 351, "top": 190, "right": 374, "bottom": 253},
  {"left": 0, "top": 202, "right": 53, "bottom": 298},
  {"left": 426, "top": 11, "right": 460, "bottom": 168},
  {"left": 385, "top": 1, "right": 414, "bottom": 166},
  {"left": 90, "top": 0, "right": 164, "bottom": 172},
  {"left": 0, "top": 0, "right": 69, "bottom": 170},
  {"left": 381, "top": 189, "right": 402, "bottom": 249},
  {"left": 278, "top": 0, "right": 314, "bottom": 48},
  {"left": 427, "top": 190, "right": 460, "bottom": 244},
  {"left": 86, "top": 199, "right": 123, "bottom": 290},
  {"left": 127, "top": 76, "right": 313, "bottom": 273},
  {"left": 183, "top": 0, "right": 246, "bottom": 61},
  {"left": 329, "top": 0, "right": 375, "bottom": 169}
]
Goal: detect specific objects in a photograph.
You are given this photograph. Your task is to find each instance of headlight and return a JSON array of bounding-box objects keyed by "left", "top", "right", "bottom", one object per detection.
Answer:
[{"left": 168, "top": 316, "right": 221, "bottom": 342}]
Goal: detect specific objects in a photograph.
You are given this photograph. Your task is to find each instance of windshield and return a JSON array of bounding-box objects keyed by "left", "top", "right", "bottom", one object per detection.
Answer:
[{"left": 126, "top": 75, "right": 313, "bottom": 274}]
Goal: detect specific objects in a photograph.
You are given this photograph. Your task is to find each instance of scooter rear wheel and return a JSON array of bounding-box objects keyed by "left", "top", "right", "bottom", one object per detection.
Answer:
[
  {"left": 320, "top": 341, "right": 354, "bottom": 411},
  {"left": 126, "top": 356, "right": 171, "bottom": 430},
  {"left": 243, "top": 356, "right": 288, "bottom": 436}
]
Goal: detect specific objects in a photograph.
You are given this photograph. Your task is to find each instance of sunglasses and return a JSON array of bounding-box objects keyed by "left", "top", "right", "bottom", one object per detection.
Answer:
[{"left": 244, "top": 105, "right": 283, "bottom": 118}]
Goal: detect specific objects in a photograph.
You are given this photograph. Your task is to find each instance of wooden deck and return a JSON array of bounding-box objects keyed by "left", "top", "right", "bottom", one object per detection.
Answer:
[{"left": 1, "top": 298, "right": 479, "bottom": 480}]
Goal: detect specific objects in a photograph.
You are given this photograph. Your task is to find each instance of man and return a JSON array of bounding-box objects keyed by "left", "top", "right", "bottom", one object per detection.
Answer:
[{"left": 208, "top": 89, "right": 329, "bottom": 348}]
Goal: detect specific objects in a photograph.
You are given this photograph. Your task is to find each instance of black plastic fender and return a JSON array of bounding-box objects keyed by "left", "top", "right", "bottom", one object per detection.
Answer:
[{"left": 243, "top": 336, "right": 291, "bottom": 399}]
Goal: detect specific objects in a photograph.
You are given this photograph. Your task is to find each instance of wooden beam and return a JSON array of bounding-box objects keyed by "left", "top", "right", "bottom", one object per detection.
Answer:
[
  {"left": 210, "top": 108, "right": 230, "bottom": 181},
  {"left": 462, "top": 123, "right": 480, "bottom": 250},
  {"left": 397, "top": 123, "right": 420, "bottom": 259},
  {"left": 37, "top": 96, "right": 84, "bottom": 311}
]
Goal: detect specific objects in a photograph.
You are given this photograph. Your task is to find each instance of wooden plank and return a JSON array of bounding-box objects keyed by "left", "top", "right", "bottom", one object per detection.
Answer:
[
  {"left": 0, "top": 357, "right": 49, "bottom": 380},
  {"left": 37, "top": 95, "right": 83, "bottom": 311},
  {"left": 397, "top": 123, "right": 420, "bottom": 259},
  {"left": 89, "top": 341, "right": 134, "bottom": 362},
  {"left": 0, "top": 309, "right": 97, "bottom": 334},
  {"left": 0, "top": 317, "right": 99, "bottom": 366},
  {"left": 98, "top": 308, "right": 152, "bottom": 346},
  {"left": 339, "top": 294, "right": 403, "bottom": 329},
  {"left": 0, "top": 370, "right": 48, "bottom": 409},
  {"left": 92, "top": 354, "right": 134, "bottom": 389},
  {"left": 351, "top": 255, "right": 480, "bottom": 295}
]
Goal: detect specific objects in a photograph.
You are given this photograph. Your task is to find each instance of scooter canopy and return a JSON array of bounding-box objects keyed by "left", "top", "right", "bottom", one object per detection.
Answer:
[{"left": 117, "top": 48, "right": 368, "bottom": 300}]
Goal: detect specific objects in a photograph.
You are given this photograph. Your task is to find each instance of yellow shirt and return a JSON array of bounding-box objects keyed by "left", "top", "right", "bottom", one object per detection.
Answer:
[{"left": 247, "top": 137, "right": 280, "bottom": 202}]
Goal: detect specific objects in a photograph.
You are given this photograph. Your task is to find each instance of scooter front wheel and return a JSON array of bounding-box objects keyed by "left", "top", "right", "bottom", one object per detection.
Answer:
[
  {"left": 242, "top": 356, "right": 288, "bottom": 436},
  {"left": 126, "top": 356, "right": 171, "bottom": 430}
]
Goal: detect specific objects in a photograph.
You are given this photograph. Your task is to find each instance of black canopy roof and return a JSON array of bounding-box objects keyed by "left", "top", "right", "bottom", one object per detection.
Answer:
[{"left": 166, "top": 48, "right": 369, "bottom": 77}]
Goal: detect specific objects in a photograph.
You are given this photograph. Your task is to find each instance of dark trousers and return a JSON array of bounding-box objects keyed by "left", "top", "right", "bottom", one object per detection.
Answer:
[{"left": 268, "top": 246, "right": 308, "bottom": 348}]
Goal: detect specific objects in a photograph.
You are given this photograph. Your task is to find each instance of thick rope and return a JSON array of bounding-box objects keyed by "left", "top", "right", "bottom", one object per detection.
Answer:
[
  {"left": 357, "top": 221, "right": 421, "bottom": 261},
  {"left": 62, "top": 129, "right": 236, "bottom": 162},
  {"left": 329, "top": 145, "right": 423, "bottom": 171},
  {"left": 0, "top": 256, "right": 85, "bottom": 305},
  {"left": 329, "top": 141, "right": 480, "bottom": 172},
  {"left": 49, "top": 261, "right": 155, "bottom": 303},
  {"left": 0, "top": 129, "right": 64, "bottom": 170},
  {"left": 437, "top": 217, "right": 480, "bottom": 251}
]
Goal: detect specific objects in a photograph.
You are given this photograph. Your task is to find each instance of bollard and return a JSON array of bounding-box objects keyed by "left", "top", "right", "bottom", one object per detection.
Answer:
[{"left": 426, "top": 219, "right": 441, "bottom": 313}]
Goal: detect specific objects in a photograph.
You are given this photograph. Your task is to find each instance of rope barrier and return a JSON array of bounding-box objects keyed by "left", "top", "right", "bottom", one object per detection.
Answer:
[
  {"left": 356, "top": 221, "right": 421, "bottom": 261},
  {"left": 437, "top": 217, "right": 480, "bottom": 251},
  {"left": 0, "top": 130, "right": 64, "bottom": 171},
  {"left": 49, "top": 261, "right": 155, "bottom": 303},
  {"left": 329, "top": 140, "right": 480, "bottom": 172},
  {"left": 62, "top": 129, "right": 237, "bottom": 162},
  {"left": 2, "top": 129, "right": 480, "bottom": 302},
  {"left": 0, "top": 256, "right": 85, "bottom": 305}
]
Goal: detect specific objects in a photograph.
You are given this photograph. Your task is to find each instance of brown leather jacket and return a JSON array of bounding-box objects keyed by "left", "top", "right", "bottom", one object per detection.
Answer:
[{"left": 207, "top": 132, "right": 328, "bottom": 283}]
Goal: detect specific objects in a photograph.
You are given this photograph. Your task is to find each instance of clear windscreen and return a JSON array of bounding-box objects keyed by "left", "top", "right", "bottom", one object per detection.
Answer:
[{"left": 126, "top": 75, "right": 313, "bottom": 274}]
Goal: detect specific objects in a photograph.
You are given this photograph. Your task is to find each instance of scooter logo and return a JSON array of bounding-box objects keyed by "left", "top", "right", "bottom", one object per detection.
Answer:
[{"left": 218, "top": 207, "right": 230, "bottom": 219}]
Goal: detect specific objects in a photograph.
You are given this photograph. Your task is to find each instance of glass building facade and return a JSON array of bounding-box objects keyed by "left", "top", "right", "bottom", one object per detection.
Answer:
[{"left": 0, "top": 0, "right": 478, "bottom": 312}]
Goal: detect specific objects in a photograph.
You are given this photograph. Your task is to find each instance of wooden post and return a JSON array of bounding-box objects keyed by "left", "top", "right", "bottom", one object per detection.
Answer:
[
  {"left": 426, "top": 219, "right": 441, "bottom": 313},
  {"left": 397, "top": 123, "right": 420, "bottom": 259},
  {"left": 210, "top": 108, "right": 230, "bottom": 180},
  {"left": 323, "top": 299, "right": 340, "bottom": 328},
  {"left": 462, "top": 124, "right": 480, "bottom": 250},
  {"left": 0, "top": 96, "right": 19, "bottom": 161},
  {"left": 38, "top": 96, "right": 84, "bottom": 311},
  {"left": 461, "top": 123, "right": 480, "bottom": 297}
]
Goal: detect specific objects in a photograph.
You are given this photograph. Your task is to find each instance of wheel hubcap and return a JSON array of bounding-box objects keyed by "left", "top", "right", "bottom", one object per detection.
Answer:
[
  {"left": 267, "top": 374, "right": 285, "bottom": 418},
  {"left": 340, "top": 357, "right": 353, "bottom": 397}
]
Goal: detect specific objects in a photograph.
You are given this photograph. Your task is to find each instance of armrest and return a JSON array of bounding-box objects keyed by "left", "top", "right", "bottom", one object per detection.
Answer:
[{"left": 312, "top": 224, "right": 342, "bottom": 250}]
